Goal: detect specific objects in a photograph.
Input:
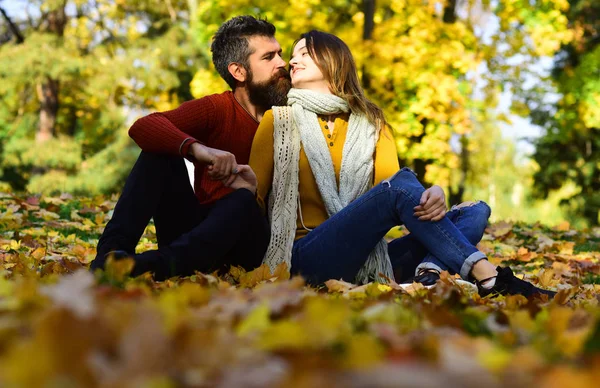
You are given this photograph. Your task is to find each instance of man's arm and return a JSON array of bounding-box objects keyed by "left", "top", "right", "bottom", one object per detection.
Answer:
[{"left": 128, "top": 97, "right": 216, "bottom": 158}]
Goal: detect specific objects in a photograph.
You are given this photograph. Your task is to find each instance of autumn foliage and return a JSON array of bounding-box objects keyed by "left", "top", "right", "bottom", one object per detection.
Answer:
[{"left": 0, "top": 193, "right": 599, "bottom": 386}]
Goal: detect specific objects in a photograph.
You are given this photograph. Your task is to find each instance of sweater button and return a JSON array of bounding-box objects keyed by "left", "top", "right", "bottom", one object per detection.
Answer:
[
  {"left": 327, "top": 134, "right": 331, "bottom": 138},
  {"left": 329, "top": 142, "right": 334, "bottom": 147},
  {"left": 324, "top": 125, "right": 329, "bottom": 130}
]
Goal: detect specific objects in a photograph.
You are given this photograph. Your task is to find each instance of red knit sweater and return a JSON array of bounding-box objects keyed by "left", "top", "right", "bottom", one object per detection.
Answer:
[{"left": 129, "top": 91, "right": 259, "bottom": 205}]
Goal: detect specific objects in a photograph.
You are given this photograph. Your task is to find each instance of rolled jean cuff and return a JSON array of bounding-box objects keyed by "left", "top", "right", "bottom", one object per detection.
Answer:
[
  {"left": 459, "top": 251, "right": 487, "bottom": 279},
  {"left": 415, "top": 262, "right": 443, "bottom": 275}
]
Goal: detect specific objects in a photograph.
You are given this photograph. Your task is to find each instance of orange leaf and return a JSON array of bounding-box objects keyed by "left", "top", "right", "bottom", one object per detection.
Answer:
[
  {"left": 554, "top": 221, "right": 570, "bottom": 231},
  {"left": 516, "top": 247, "right": 538, "bottom": 262},
  {"left": 272, "top": 262, "right": 290, "bottom": 281},
  {"left": 31, "top": 247, "right": 46, "bottom": 261}
]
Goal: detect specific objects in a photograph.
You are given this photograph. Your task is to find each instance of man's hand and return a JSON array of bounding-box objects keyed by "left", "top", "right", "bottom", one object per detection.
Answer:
[
  {"left": 221, "top": 165, "right": 257, "bottom": 195},
  {"left": 189, "top": 142, "right": 238, "bottom": 181},
  {"left": 414, "top": 185, "right": 446, "bottom": 221}
]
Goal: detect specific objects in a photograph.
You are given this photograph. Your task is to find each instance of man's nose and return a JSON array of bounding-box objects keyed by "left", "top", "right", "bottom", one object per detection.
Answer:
[{"left": 276, "top": 54, "right": 287, "bottom": 68}]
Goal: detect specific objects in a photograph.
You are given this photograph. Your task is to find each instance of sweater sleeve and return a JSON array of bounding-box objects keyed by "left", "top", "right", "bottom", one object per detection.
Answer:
[
  {"left": 374, "top": 125, "right": 400, "bottom": 185},
  {"left": 128, "top": 97, "right": 216, "bottom": 157},
  {"left": 249, "top": 110, "right": 275, "bottom": 211}
]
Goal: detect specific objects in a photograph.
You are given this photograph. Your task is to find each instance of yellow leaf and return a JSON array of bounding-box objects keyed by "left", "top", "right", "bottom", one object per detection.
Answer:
[
  {"left": 271, "top": 262, "right": 290, "bottom": 281},
  {"left": 538, "top": 269, "right": 559, "bottom": 288},
  {"left": 31, "top": 247, "right": 45, "bottom": 260},
  {"left": 554, "top": 221, "right": 570, "bottom": 231},
  {"left": 478, "top": 346, "right": 512, "bottom": 373},
  {"left": 103, "top": 256, "right": 134, "bottom": 283},
  {"left": 237, "top": 303, "right": 271, "bottom": 336},
  {"left": 10, "top": 240, "right": 21, "bottom": 251},
  {"left": 341, "top": 333, "right": 384, "bottom": 369},
  {"left": 240, "top": 264, "right": 273, "bottom": 287},
  {"left": 260, "top": 320, "right": 309, "bottom": 350},
  {"left": 556, "top": 241, "right": 575, "bottom": 255}
]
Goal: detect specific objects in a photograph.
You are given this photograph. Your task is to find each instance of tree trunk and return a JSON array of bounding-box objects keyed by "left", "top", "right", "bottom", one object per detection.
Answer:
[
  {"left": 449, "top": 134, "right": 469, "bottom": 205},
  {"left": 36, "top": 77, "right": 60, "bottom": 142},
  {"left": 445, "top": 0, "right": 466, "bottom": 204},
  {"left": 443, "top": 0, "right": 458, "bottom": 23},
  {"left": 36, "top": 2, "right": 67, "bottom": 143},
  {"left": 0, "top": 6, "right": 25, "bottom": 44},
  {"left": 362, "top": 0, "right": 375, "bottom": 89}
]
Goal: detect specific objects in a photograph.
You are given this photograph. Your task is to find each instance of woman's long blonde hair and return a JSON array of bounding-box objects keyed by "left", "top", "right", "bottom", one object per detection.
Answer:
[{"left": 296, "top": 30, "right": 388, "bottom": 132}]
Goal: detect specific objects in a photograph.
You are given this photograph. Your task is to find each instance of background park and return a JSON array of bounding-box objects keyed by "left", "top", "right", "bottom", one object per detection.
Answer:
[{"left": 0, "top": 0, "right": 599, "bottom": 386}]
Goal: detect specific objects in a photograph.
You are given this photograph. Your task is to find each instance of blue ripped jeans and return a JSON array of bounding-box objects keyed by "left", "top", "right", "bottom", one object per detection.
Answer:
[
  {"left": 290, "top": 168, "right": 489, "bottom": 285},
  {"left": 388, "top": 200, "right": 491, "bottom": 282}
]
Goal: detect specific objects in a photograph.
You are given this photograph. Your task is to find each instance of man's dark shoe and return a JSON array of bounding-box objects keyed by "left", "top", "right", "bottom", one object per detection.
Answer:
[
  {"left": 410, "top": 269, "right": 441, "bottom": 287},
  {"left": 105, "top": 250, "right": 132, "bottom": 261},
  {"left": 89, "top": 250, "right": 132, "bottom": 272},
  {"left": 477, "top": 266, "right": 557, "bottom": 299}
]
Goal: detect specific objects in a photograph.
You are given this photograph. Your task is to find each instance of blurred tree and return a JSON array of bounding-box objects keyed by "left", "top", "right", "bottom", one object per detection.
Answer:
[
  {"left": 0, "top": 0, "right": 582, "bottom": 222},
  {"left": 0, "top": 0, "right": 202, "bottom": 193},
  {"left": 529, "top": 0, "right": 600, "bottom": 225}
]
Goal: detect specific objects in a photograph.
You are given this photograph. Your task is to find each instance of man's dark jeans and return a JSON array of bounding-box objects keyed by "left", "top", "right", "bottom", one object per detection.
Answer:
[{"left": 90, "top": 152, "right": 270, "bottom": 280}]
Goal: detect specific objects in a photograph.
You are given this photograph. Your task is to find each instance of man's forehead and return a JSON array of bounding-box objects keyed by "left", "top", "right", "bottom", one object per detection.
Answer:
[{"left": 247, "top": 35, "right": 281, "bottom": 54}]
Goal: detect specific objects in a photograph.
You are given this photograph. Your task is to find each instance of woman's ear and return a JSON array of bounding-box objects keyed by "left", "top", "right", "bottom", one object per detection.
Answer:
[{"left": 228, "top": 63, "right": 248, "bottom": 83}]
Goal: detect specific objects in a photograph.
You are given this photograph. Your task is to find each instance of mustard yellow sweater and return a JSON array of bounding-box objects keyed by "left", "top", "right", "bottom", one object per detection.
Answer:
[{"left": 249, "top": 110, "right": 400, "bottom": 240}]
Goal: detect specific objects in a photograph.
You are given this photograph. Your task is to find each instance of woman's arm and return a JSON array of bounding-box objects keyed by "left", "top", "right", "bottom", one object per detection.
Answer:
[
  {"left": 248, "top": 110, "right": 275, "bottom": 211},
  {"left": 373, "top": 126, "right": 400, "bottom": 184}
]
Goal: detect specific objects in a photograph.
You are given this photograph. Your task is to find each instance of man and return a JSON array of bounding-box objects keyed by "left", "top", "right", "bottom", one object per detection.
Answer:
[{"left": 89, "top": 16, "right": 291, "bottom": 280}]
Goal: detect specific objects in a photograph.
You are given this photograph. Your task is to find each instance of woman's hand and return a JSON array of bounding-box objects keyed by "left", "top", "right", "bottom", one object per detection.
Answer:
[
  {"left": 414, "top": 185, "right": 446, "bottom": 221},
  {"left": 221, "top": 165, "right": 257, "bottom": 194}
]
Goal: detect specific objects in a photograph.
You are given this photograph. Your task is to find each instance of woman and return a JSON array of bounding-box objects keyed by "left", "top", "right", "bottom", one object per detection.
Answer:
[{"left": 230, "top": 31, "right": 555, "bottom": 298}]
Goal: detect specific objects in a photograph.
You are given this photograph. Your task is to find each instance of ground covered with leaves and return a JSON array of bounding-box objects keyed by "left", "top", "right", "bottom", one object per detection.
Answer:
[{"left": 1, "top": 193, "right": 600, "bottom": 387}]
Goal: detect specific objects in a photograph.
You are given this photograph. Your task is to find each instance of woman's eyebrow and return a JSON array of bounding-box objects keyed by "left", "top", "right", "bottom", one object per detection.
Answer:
[{"left": 294, "top": 45, "right": 307, "bottom": 53}]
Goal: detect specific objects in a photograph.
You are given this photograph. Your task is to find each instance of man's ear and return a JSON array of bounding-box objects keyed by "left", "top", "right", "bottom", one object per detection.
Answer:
[{"left": 228, "top": 62, "right": 247, "bottom": 83}]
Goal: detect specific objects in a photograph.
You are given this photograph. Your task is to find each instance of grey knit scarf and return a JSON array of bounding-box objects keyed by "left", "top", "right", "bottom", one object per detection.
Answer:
[{"left": 263, "top": 88, "right": 394, "bottom": 284}]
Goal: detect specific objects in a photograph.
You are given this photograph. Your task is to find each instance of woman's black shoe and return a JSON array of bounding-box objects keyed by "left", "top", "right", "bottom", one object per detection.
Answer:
[{"left": 477, "top": 266, "right": 556, "bottom": 299}]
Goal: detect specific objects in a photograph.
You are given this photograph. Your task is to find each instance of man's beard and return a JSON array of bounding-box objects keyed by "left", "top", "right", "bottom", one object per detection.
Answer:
[{"left": 247, "top": 68, "right": 292, "bottom": 108}]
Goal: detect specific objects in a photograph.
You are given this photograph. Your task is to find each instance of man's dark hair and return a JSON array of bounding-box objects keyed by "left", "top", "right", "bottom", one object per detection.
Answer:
[{"left": 211, "top": 16, "right": 276, "bottom": 89}]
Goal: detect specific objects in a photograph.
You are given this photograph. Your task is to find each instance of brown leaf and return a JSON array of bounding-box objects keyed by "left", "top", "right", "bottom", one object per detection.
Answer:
[
  {"left": 324, "top": 279, "right": 356, "bottom": 293},
  {"left": 486, "top": 221, "right": 513, "bottom": 239},
  {"left": 536, "top": 233, "right": 556, "bottom": 252}
]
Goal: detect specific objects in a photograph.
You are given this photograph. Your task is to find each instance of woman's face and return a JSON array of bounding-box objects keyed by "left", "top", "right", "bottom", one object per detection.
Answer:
[{"left": 289, "top": 39, "right": 329, "bottom": 92}]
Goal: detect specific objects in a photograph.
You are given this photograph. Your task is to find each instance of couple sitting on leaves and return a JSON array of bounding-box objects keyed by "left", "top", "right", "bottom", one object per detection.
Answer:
[{"left": 90, "top": 16, "right": 555, "bottom": 299}]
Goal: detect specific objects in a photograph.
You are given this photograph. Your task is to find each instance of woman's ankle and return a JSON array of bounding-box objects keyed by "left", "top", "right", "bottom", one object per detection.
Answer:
[{"left": 470, "top": 259, "right": 498, "bottom": 281}]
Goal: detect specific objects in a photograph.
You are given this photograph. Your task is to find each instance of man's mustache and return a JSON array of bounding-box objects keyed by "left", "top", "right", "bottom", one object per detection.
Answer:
[{"left": 274, "top": 68, "right": 291, "bottom": 82}]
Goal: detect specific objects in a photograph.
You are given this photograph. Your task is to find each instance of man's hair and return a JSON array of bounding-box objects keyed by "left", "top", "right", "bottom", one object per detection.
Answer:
[{"left": 211, "top": 16, "right": 276, "bottom": 89}]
